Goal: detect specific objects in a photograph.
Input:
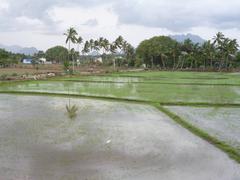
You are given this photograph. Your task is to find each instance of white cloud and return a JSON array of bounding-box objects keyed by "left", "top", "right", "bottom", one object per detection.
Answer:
[
  {"left": 0, "top": 0, "right": 240, "bottom": 50},
  {"left": 0, "top": 0, "right": 9, "bottom": 9},
  {"left": 114, "top": 0, "right": 240, "bottom": 31}
]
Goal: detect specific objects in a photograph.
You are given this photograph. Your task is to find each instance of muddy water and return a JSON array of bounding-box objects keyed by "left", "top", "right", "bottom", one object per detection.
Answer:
[{"left": 0, "top": 94, "right": 239, "bottom": 179}]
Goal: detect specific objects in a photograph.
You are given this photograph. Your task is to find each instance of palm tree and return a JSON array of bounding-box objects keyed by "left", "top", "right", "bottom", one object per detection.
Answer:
[
  {"left": 64, "top": 27, "right": 78, "bottom": 72},
  {"left": 212, "top": 32, "right": 226, "bottom": 70},
  {"left": 213, "top": 32, "right": 225, "bottom": 45},
  {"left": 181, "top": 39, "right": 194, "bottom": 69},
  {"left": 76, "top": 36, "right": 83, "bottom": 65},
  {"left": 225, "top": 39, "right": 239, "bottom": 68},
  {"left": 110, "top": 43, "right": 117, "bottom": 69},
  {"left": 82, "top": 41, "right": 90, "bottom": 55},
  {"left": 98, "top": 37, "right": 104, "bottom": 54},
  {"left": 102, "top": 38, "right": 110, "bottom": 54},
  {"left": 171, "top": 42, "right": 180, "bottom": 70},
  {"left": 89, "top": 39, "right": 95, "bottom": 53},
  {"left": 122, "top": 41, "right": 129, "bottom": 55},
  {"left": 115, "top": 36, "right": 124, "bottom": 49},
  {"left": 202, "top": 40, "right": 215, "bottom": 69},
  {"left": 94, "top": 40, "right": 100, "bottom": 52}
]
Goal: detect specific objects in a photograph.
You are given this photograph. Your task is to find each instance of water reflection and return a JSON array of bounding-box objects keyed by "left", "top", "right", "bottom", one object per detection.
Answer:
[{"left": 0, "top": 80, "right": 240, "bottom": 103}]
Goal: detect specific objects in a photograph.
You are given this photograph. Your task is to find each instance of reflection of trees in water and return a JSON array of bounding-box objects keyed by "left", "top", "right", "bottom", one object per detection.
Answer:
[
  {"left": 66, "top": 103, "right": 78, "bottom": 120},
  {"left": 66, "top": 87, "right": 78, "bottom": 120}
]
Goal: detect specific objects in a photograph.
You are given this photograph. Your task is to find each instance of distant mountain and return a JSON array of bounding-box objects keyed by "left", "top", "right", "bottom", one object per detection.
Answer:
[
  {"left": 170, "top": 33, "right": 206, "bottom": 44},
  {"left": 0, "top": 44, "right": 38, "bottom": 55},
  {"left": 88, "top": 50, "right": 101, "bottom": 56}
]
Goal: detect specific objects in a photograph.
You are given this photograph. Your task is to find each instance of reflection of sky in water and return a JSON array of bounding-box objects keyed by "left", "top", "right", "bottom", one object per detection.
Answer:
[
  {"left": 166, "top": 106, "right": 240, "bottom": 151},
  {"left": 0, "top": 94, "right": 239, "bottom": 179}
]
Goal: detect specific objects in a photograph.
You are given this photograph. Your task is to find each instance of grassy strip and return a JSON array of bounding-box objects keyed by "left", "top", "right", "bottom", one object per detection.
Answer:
[
  {"left": 154, "top": 103, "right": 240, "bottom": 163},
  {"left": 160, "top": 102, "right": 240, "bottom": 108},
  {"left": 0, "top": 79, "right": 32, "bottom": 86},
  {"left": 1, "top": 90, "right": 240, "bottom": 108}
]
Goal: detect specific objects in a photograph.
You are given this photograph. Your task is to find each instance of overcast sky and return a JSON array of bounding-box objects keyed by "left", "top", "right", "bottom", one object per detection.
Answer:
[{"left": 0, "top": 0, "right": 240, "bottom": 50}]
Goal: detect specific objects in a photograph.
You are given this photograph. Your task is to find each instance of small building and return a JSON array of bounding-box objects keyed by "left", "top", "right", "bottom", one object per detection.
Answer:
[
  {"left": 22, "top": 58, "right": 33, "bottom": 64},
  {"left": 38, "top": 58, "right": 47, "bottom": 64},
  {"left": 94, "top": 57, "right": 103, "bottom": 63}
]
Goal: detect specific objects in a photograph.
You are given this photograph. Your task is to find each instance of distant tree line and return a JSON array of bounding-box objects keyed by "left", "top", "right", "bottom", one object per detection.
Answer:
[
  {"left": 1, "top": 30, "right": 239, "bottom": 72},
  {"left": 0, "top": 49, "right": 25, "bottom": 68},
  {"left": 63, "top": 27, "right": 135, "bottom": 70},
  {"left": 136, "top": 32, "right": 240, "bottom": 70}
]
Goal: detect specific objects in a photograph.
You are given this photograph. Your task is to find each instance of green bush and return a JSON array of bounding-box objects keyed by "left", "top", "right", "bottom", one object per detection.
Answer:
[
  {"left": 0, "top": 74, "right": 8, "bottom": 80},
  {"left": 63, "top": 61, "right": 70, "bottom": 72},
  {"left": 11, "top": 73, "right": 18, "bottom": 77}
]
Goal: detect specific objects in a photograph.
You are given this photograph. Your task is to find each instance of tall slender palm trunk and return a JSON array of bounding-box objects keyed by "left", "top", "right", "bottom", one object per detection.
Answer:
[{"left": 161, "top": 54, "right": 166, "bottom": 69}]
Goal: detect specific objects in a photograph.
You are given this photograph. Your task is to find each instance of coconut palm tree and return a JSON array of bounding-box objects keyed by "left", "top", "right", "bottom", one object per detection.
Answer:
[
  {"left": 82, "top": 41, "right": 90, "bottom": 55},
  {"left": 89, "top": 39, "right": 95, "bottom": 53},
  {"left": 76, "top": 36, "right": 83, "bottom": 65},
  {"left": 98, "top": 37, "right": 104, "bottom": 54},
  {"left": 171, "top": 42, "right": 180, "bottom": 70},
  {"left": 212, "top": 32, "right": 227, "bottom": 70},
  {"left": 110, "top": 43, "right": 117, "bottom": 69},
  {"left": 202, "top": 40, "right": 215, "bottom": 69},
  {"left": 102, "top": 38, "right": 110, "bottom": 54},
  {"left": 115, "top": 36, "right": 124, "bottom": 49},
  {"left": 64, "top": 27, "right": 78, "bottom": 72},
  {"left": 213, "top": 32, "right": 225, "bottom": 46},
  {"left": 224, "top": 39, "right": 239, "bottom": 68},
  {"left": 94, "top": 40, "right": 100, "bottom": 52}
]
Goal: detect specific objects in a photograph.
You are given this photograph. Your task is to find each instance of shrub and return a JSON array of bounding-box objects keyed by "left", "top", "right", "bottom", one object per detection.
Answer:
[
  {"left": 63, "top": 61, "right": 70, "bottom": 72},
  {"left": 0, "top": 74, "right": 8, "bottom": 80},
  {"left": 11, "top": 73, "right": 18, "bottom": 77}
]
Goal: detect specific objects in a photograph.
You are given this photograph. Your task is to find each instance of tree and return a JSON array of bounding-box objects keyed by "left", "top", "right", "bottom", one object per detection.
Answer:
[
  {"left": 76, "top": 36, "right": 83, "bottom": 62},
  {"left": 102, "top": 38, "right": 110, "bottom": 54},
  {"left": 202, "top": 40, "right": 215, "bottom": 69},
  {"left": 115, "top": 36, "right": 124, "bottom": 49},
  {"left": 0, "top": 49, "right": 10, "bottom": 68},
  {"left": 64, "top": 27, "right": 78, "bottom": 72},
  {"left": 94, "top": 40, "right": 100, "bottom": 52},
  {"left": 46, "top": 46, "right": 68, "bottom": 63},
  {"left": 136, "top": 32, "right": 239, "bottom": 70},
  {"left": 109, "top": 43, "right": 117, "bottom": 68},
  {"left": 89, "top": 39, "right": 95, "bottom": 53},
  {"left": 226, "top": 39, "right": 239, "bottom": 68},
  {"left": 136, "top": 36, "right": 177, "bottom": 68}
]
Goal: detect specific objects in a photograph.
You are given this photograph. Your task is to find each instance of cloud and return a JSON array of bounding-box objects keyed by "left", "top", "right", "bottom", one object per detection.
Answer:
[
  {"left": 1, "top": 0, "right": 240, "bottom": 33},
  {"left": 82, "top": 19, "right": 99, "bottom": 27},
  {"left": 113, "top": 0, "right": 240, "bottom": 31},
  {"left": 0, "top": 0, "right": 240, "bottom": 50}
]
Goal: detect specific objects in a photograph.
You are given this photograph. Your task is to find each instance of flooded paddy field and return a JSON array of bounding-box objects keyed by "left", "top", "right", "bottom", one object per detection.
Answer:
[
  {"left": 0, "top": 94, "right": 239, "bottom": 179},
  {"left": 165, "top": 106, "right": 240, "bottom": 153},
  {"left": 1, "top": 80, "right": 240, "bottom": 103},
  {"left": 58, "top": 72, "right": 240, "bottom": 85}
]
